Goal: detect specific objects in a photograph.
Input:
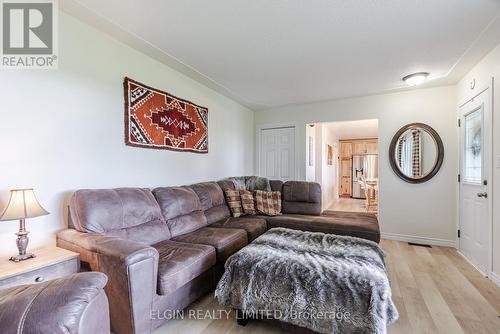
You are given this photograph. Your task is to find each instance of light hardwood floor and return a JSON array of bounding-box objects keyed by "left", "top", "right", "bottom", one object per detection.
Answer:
[
  {"left": 154, "top": 239, "right": 500, "bottom": 334},
  {"left": 328, "top": 198, "right": 366, "bottom": 212}
]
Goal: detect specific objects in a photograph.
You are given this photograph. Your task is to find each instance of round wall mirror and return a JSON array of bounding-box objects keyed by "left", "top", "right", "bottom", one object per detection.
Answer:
[{"left": 389, "top": 123, "right": 444, "bottom": 183}]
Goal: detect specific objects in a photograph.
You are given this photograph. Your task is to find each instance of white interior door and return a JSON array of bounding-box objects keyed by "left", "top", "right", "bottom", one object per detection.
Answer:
[
  {"left": 260, "top": 127, "right": 295, "bottom": 181},
  {"left": 459, "top": 89, "right": 492, "bottom": 274}
]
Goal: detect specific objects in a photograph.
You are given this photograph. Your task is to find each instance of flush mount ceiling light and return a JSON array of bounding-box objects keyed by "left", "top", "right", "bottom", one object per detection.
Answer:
[{"left": 402, "top": 72, "right": 429, "bottom": 86}]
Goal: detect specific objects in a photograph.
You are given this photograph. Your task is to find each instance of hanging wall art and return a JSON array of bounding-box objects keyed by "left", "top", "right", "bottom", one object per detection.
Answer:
[{"left": 124, "top": 77, "right": 208, "bottom": 153}]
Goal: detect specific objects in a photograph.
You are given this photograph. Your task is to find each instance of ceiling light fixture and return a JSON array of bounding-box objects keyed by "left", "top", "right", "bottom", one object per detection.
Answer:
[{"left": 402, "top": 72, "right": 429, "bottom": 86}]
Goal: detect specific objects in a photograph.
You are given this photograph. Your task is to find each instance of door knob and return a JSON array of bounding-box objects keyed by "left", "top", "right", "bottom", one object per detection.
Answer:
[{"left": 477, "top": 192, "right": 488, "bottom": 198}]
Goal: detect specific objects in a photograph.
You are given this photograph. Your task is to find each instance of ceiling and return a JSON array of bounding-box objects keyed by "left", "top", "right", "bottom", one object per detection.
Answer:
[
  {"left": 62, "top": 0, "right": 500, "bottom": 110},
  {"left": 321, "top": 119, "right": 379, "bottom": 140}
]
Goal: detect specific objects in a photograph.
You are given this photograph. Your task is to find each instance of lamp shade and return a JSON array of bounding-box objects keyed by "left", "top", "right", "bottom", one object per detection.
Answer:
[{"left": 0, "top": 189, "right": 49, "bottom": 221}]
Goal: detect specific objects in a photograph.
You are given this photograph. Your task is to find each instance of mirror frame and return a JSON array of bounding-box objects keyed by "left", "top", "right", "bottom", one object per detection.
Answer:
[{"left": 389, "top": 123, "right": 444, "bottom": 184}]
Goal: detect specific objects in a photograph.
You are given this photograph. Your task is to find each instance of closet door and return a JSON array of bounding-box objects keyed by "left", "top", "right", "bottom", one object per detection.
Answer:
[{"left": 260, "top": 127, "right": 296, "bottom": 181}]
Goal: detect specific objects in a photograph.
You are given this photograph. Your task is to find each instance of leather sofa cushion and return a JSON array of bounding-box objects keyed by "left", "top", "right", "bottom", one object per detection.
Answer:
[
  {"left": 260, "top": 212, "right": 380, "bottom": 243},
  {"left": 282, "top": 181, "right": 321, "bottom": 216},
  {"left": 172, "top": 227, "right": 248, "bottom": 262},
  {"left": 70, "top": 188, "right": 170, "bottom": 245},
  {"left": 190, "top": 182, "right": 231, "bottom": 224},
  {"left": 153, "top": 187, "right": 207, "bottom": 238},
  {"left": 282, "top": 181, "right": 321, "bottom": 203},
  {"left": 153, "top": 240, "right": 216, "bottom": 295},
  {"left": 204, "top": 205, "right": 232, "bottom": 225},
  {"left": 211, "top": 217, "right": 267, "bottom": 241},
  {"left": 104, "top": 220, "right": 171, "bottom": 245},
  {"left": 269, "top": 180, "right": 284, "bottom": 192},
  {"left": 217, "top": 179, "right": 235, "bottom": 191}
]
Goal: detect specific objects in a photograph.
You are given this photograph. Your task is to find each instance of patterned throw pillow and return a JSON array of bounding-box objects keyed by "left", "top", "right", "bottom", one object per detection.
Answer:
[
  {"left": 224, "top": 190, "right": 245, "bottom": 217},
  {"left": 240, "top": 190, "right": 256, "bottom": 215},
  {"left": 254, "top": 190, "right": 282, "bottom": 216}
]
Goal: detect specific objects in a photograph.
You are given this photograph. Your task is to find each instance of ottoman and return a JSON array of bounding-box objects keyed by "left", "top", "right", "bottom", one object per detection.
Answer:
[{"left": 215, "top": 228, "right": 398, "bottom": 334}]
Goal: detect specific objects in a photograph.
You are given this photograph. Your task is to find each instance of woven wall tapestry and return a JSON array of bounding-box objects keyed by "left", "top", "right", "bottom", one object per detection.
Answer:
[{"left": 124, "top": 77, "right": 208, "bottom": 153}]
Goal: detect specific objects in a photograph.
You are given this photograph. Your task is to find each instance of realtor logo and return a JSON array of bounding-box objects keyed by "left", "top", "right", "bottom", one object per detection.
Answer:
[{"left": 1, "top": 0, "right": 58, "bottom": 69}]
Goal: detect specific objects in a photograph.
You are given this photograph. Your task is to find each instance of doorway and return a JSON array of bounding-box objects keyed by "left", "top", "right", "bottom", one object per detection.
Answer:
[
  {"left": 458, "top": 88, "right": 492, "bottom": 274},
  {"left": 306, "top": 119, "right": 379, "bottom": 213}
]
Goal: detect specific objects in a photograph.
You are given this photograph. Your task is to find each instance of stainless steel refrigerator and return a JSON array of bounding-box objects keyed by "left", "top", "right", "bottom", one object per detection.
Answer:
[{"left": 352, "top": 154, "right": 378, "bottom": 199}]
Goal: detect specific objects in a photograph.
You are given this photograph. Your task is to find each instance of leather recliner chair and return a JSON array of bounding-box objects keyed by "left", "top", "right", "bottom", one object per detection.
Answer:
[{"left": 0, "top": 272, "right": 110, "bottom": 334}]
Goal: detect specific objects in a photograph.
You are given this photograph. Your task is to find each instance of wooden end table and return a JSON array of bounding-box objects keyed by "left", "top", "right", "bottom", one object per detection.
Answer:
[{"left": 0, "top": 247, "right": 80, "bottom": 289}]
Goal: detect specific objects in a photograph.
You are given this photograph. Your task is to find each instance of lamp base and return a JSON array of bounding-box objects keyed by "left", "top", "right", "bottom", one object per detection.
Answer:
[
  {"left": 10, "top": 219, "right": 35, "bottom": 263},
  {"left": 9, "top": 253, "right": 36, "bottom": 262}
]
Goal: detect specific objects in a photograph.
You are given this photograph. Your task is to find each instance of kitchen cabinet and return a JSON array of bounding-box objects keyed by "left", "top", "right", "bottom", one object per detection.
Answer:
[
  {"left": 340, "top": 175, "right": 351, "bottom": 197},
  {"left": 365, "top": 140, "right": 378, "bottom": 154},
  {"left": 340, "top": 159, "right": 351, "bottom": 177},
  {"left": 340, "top": 142, "right": 352, "bottom": 158},
  {"left": 353, "top": 142, "right": 366, "bottom": 155}
]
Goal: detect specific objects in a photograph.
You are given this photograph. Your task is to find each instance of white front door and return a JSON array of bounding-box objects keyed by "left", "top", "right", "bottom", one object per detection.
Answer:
[
  {"left": 260, "top": 127, "right": 295, "bottom": 181},
  {"left": 459, "top": 89, "right": 492, "bottom": 274}
]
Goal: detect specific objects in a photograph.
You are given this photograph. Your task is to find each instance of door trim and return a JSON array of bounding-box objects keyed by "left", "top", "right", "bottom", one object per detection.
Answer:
[
  {"left": 458, "top": 87, "right": 488, "bottom": 108},
  {"left": 458, "top": 84, "right": 493, "bottom": 275},
  {"left": 256, "top": 122, "right": 298, "bottom": 179}
]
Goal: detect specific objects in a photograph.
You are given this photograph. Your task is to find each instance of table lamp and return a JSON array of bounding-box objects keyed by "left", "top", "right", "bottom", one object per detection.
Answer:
[{"left": 0, "top": 189, "right": 49, "bottom": 262}]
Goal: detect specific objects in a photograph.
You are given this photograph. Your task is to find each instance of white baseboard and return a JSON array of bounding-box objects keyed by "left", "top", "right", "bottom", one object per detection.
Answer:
[
  {"left": 456, "top": 251, "right": 500, "bottom": 288},
  {"left": 381, "top": 232, "right": 457, "bottom": 248},
  {"left": 456, "top": 251, "right": 488, "bottom": 276},
  {"left": 489, "top": 272, "right": 500, "bottom": 288}
]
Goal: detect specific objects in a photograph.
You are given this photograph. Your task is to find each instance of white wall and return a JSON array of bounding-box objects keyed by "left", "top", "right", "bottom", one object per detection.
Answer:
[
  {"left": 314, "top": 125, "right": 323, "bottom": 188},
  {"left": 255, "top": 86, "right": 458, "bottom": 244},
  {"left": 305, "top": 124, "right": 316, "bottom": 182},
  {"left": 314, "top": 125, "right": 339, "bottom": 209},
  {"left": 456, "top": 43, "right": 500, "bottom": 283},
  {"left": 0, "top": 13, "right": 255, "bottom": 257}
]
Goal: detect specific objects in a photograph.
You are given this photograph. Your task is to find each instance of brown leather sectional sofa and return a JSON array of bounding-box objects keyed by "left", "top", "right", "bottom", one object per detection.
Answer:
[{"left": 57, "top": 179, "right": 379, "bottom": 334}]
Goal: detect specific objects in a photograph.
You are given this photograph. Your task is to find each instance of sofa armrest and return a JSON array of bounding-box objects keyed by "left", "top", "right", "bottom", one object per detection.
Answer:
[
  {"left": 282, "top": 181, "right": 322, "bottom": 216},
  {"left": 57, "top": 229, "right": 159, "bottom": 334},
  {"left": 57, "top": 229, "right": 158, "bottom": 266},
  {"left": 0, "top": 272, "right": 109, "bottom": 334}
]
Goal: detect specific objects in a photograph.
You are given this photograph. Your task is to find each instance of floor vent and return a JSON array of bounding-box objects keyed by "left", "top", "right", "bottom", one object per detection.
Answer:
[{"left": 408, "top": 242, "right": 432, "bottom": 248}]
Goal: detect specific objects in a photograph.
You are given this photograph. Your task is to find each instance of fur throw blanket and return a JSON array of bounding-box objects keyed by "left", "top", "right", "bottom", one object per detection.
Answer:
[
  {"left": 227, "top": 176, "right": 271, "bottom": 192},
  {"left": 215, "top": 228, "right": 398, "bottom": 334}
]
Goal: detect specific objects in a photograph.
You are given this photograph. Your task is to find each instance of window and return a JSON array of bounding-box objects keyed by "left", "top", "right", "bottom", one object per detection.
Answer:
[{"left": 463, "top": 108, "right": 482, "bottom": 183}]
